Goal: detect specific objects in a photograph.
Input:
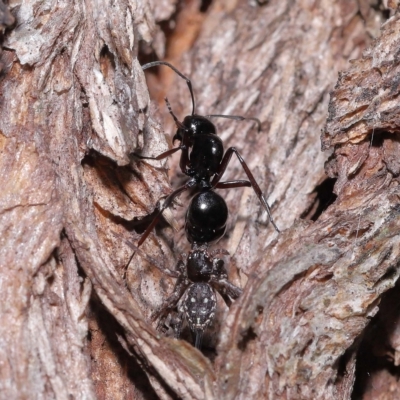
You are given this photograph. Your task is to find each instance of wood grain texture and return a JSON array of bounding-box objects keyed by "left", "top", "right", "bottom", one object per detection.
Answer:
[{"left": 0, "top": 0, "right": 398, "bottom": 399}]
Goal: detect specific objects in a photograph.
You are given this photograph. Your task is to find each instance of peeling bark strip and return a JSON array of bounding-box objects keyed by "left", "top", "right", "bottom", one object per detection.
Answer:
[
  {"left": 0, "top": 0, "right": 14, "bottom": 73},
  {"left": 321, "top": 10, "right": 400, "bottom": 399},
  {"left": 0, "top": 0, "right": 397, "bottom": 399},
  {"left": 0, "top": 0, "right": 13, "bottom": 29}
]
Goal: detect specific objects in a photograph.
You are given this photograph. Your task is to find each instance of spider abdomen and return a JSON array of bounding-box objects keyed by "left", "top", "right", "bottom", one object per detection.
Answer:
[{"left": 183, "top": 282, "right": 217, "bottom": 345}]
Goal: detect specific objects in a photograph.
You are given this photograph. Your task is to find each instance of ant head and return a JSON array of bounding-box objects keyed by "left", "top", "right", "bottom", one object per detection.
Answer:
[
  {"left": 172, "top": 115, "right": 217, "bottom": 143},
  {"left": 184, "top": 115, "right": 217, "bottom": 136}
]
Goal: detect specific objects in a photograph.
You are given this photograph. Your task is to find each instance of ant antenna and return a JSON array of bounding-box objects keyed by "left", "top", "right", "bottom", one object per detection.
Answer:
[
  {"left": 142, "top": 61, "right": 196, "bottom": 115},
  {"left": 165, "top": 97, "right": 187, "bottom": 131},
  {"left": 206, "top": 114, "right": 262, "bottom": 132}
]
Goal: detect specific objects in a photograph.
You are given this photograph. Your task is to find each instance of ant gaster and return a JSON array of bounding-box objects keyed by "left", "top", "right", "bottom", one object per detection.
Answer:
[{"left": 128, "top": 61, "right": 280, "bottom": 349}]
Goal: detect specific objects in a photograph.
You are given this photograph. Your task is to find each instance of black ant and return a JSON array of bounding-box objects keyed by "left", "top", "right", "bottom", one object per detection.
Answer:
[
  {"left": 123, "top": 61, "right": 280, "bottom": 349},
  {"left": 134, "top": 61, "right": 280, "bottom": 249}
]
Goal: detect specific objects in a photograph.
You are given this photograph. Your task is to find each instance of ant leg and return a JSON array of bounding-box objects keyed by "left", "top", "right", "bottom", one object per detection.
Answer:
[
  {"left": 112, "top": 231, "right": 180, "bottom": 278},
  {"left": 215, "top": 180, "right": 251, "bottom": 189},
  {"left": 132, "top": 146, "right": 183, "bottom": 161},
  {"left": 137, "top": 181, "right": 194, "bottom": 247},
  {"left": 211, "top": 147, "right": 280, "bottom": 233},
  {"left": 142, "top": 61, "right": 195, "bottom": 115}
]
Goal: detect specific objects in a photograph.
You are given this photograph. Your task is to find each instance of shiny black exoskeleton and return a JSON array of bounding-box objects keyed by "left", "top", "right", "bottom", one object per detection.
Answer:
[
  {"left": 148, "top": 190, "right": 236, "bottom": 349},
  {"left": 128, "top": 61, "right": 281, "bottom": 349},
  {"left": 185, "top": 191, "right": 228, "bottom": 244},
  {"left": 174, "top": 115, "right": 223, "bottom": 187},
  {"left": 135, "top": 61, "right": 279, "bottom": 248}
]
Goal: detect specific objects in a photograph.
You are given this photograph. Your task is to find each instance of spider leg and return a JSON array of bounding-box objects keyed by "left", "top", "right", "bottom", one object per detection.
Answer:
[
  {"left": 151, "top": 259, "right": 189, "bottom": 330},
  {"left": 217, "top": 290, "right": 233, "bottom": 307},
  {"left": 210, "top": 257, "right": 242, "bottom": 304},
  {"left": 170, "top": 310, "right": 184, "bottom": 339},
  {"left": 211, "top": 147, "right": 280, "bottom": 233},
  {"left": 211, "top": 278, "right": 243, "bottom": 302}
]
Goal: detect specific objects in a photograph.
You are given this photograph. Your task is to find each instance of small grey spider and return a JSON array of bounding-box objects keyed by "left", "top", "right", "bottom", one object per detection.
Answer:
[{"left": 152, "top": 244, "right": 242, "bottom": 349}]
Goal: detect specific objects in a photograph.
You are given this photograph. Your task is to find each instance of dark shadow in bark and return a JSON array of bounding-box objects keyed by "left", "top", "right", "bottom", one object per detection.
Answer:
[
  {"left": 301, "top": 177, "right": 337, "bottom": 221},
  {"left": 352, "top": 279, "right": 400, "bottom": 399},
  {"left": 90, "top": 298, "right": 169, "bottom": 400}
]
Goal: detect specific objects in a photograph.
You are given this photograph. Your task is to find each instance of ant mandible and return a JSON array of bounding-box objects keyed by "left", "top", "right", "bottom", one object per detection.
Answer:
[{"left": 134, "top": 61, "right": 280, "bottom": 249}]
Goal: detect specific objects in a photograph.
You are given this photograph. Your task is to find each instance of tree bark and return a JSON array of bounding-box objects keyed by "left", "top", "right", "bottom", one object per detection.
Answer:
[
  {"left": 0, "top": 0, "right": 13, "bottom": 72},
  {"left": 0, "top": 0, "right": 398, "bottom": 399}
]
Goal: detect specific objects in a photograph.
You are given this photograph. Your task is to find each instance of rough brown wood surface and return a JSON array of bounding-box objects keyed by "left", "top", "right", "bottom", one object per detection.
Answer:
[{"left": 0, "top": 0, "right": 399, "bottom": 399}]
